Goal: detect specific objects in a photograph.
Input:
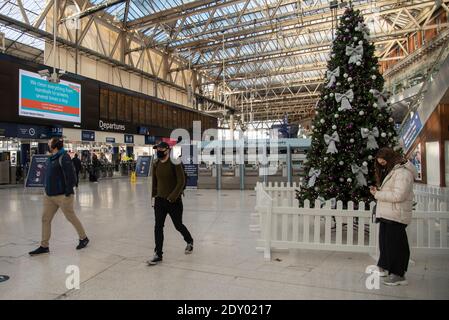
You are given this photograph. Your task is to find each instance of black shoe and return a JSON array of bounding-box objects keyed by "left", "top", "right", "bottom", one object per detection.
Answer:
[
  {"left": 29, "top": 246, "right": 49, "bottom": 256},
  {"left": 76, "top": 237, "right": 89, "bottom": 250},
  {"left": 185, "top": 242, "right": 193, "bottom": 254},
  {"left": 147, "top": 254, "right": 163, "bottom": 266}
]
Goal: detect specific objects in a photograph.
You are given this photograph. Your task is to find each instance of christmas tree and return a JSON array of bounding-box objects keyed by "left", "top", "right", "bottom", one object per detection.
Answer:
[{"left": 297, "top": 6, "right": 400, "bottom": 207}]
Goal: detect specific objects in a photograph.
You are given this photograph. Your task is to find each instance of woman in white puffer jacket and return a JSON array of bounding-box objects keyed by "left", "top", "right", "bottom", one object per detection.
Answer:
[{"left": 369, "top": 147, "right": 417, "bottom": 286}]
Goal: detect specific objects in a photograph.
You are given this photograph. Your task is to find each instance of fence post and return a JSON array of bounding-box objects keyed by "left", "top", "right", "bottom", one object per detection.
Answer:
[{"left": 264, "top": 197, "right": 273, "bottom": 261}]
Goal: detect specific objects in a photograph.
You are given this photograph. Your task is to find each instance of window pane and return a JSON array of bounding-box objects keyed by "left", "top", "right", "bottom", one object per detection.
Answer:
[
  {"left": 132, "top": 97, "right": 139, "bottom": 124},
  {"left": 108, "top": 91, "right": 117, "bottom": 120},
  {"left": 125, "top": 95, "right": 133, "bottom": 122},
  {"left": 99, "top": 88, "right": 108, "bottom": 119},
  {"left": 117, "top": 93, "right": 125, "bottom": 122}
]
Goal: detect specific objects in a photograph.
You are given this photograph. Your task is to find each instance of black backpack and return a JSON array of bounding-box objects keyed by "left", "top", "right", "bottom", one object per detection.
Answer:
[{"left": 154, "top": 158, "right": 187, "bottom": 194}]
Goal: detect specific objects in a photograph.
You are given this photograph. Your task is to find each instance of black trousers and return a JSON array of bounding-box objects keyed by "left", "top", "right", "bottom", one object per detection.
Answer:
[
  {"left": 154, "top": 197, "right": 193, "bottom": 257},
  {"left": 377, "top": 219, "right": 410, "bottom": 277},
  {"left": 75, "top": 170, "right": 80, "bottom": 187}
]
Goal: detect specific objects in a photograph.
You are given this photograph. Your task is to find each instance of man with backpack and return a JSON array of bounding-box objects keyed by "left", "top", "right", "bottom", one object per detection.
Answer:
[
  {"left": 147, "top": 141, "right": 193, "bottom": 266},
  {"left": 29, "top": 137, "right": 89, "bottom": 256}
]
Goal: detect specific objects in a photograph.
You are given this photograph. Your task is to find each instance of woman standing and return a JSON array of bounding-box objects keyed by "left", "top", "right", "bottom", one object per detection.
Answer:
[{"left": 369, "top": 147, "right": 417, "bottom": 286}]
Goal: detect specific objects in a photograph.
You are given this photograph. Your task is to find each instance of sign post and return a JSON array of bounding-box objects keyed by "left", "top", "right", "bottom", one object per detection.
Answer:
[
  {"left": 136, "top": 156, "right": 152, "bottom": 177},
  {"left": 25, "top": 155, "right": 49, "bottom": 188}
]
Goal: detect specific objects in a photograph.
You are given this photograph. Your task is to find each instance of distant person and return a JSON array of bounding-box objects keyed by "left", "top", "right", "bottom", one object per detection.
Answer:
[
  {"left": 147, "top": 141, "right": 193, "bottom": 266},
  {"left": 90, "top": 154, "right": 101, "bottom": 183},
  {"left": 72, "top": 153, "right": 82, "bottom": 188},
  {"left": 369, "top": 147, "right": 417, "bottom": 286},
  {"left": 29, "top": 137, "right": 89, "bottom": 256}
]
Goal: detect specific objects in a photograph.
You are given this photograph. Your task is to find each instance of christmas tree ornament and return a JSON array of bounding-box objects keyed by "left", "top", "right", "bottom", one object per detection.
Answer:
[
  {"left": 358, "top": 40, "right": 363, "bottom": 45},
  {"left": 320, "top": 119, "right": 325, "bottom": 124},
  {"left": 332, "top": 125, "right": 337, "bottom": 130},
  {"left": 335, "top": 89, "right": 354, "bottom": 110},
  {"left": 326, "top": 67, "right": 340, "bottom": 88},
  {"left": 339, "top": 161, "right": 344, "bottom": 165},
  {"left": 381, "top": 132, "right": 387, "bottom": 138},
  {"left": 346, "top": 44, "right": 363, "bottom": 64},
  {"left": 371, "top": 75, "right": 377, "bottom": 80},
  {"left": 343, "top": 73, "right": 348, "bottom": 78},
  {"left": 339, "top": 178, "right": 345, "bottom": 182},
  {"left": 356, "top": 61, "right": 361, "bottom": 66},
  {"left": 350, "top": 138, "right": 355, "bottom": 143},
  {"left": 359, "top": 111, "right": 364, "bottom": 116},
  {"left": 347, "top": 178, "right": 352, "bottom": 183},
  {"left": 389, "top": 117, "right": 394, "bottom": 122},
  {"left": 363, "top": 161, "right": 368, "bottom": 166},
  {"left": 329, "top": 93, "right": 334, "bottom": 97},
  {"left": 324, "top": 131, "right": 340, "bottom": 154},
  {"left": 347, "top": 77, "right": 353, "bottom": 82},
  {"left": 351, "top": 163, "right": 368, "bottom": 187},
  {"left": 371, "top": 89, "right": 388, "bottom": 108},
  {"left": 307, "top": 168, "right": 321, "bottom": 188},
  {"left": 334, "top": 114, "right": 339, "bottom": 118},
  {"left": 361, "top": 127, "right": 379, "bottom": 150}
]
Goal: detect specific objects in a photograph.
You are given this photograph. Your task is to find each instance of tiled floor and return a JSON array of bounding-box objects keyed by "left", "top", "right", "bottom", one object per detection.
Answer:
[{"left": 0, "top": 178, "right": 448, "bottom": 300}]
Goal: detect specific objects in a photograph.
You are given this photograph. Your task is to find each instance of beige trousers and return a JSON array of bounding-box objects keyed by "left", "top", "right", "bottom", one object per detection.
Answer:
[{"left": 41, "top": 194, "right": 87, "bottom": 247}]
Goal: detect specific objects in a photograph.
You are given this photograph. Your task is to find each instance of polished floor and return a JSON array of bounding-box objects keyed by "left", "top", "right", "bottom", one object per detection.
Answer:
[{"left": 0, "top": 178, "right": 448, "bottom": 300}]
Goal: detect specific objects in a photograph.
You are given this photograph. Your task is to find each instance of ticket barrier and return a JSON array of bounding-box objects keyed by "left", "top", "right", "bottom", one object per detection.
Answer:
[
  {"left": 221, "top": 164, "right": 240, "bottom": 190},
  {"left": 198, "top": 163, "right": 217, "bottom": 189}
]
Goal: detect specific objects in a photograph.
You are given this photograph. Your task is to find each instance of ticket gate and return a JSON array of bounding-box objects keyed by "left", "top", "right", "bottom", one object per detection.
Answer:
[{"left": 198, "top": 163, "right": 217, "bottom": 189}]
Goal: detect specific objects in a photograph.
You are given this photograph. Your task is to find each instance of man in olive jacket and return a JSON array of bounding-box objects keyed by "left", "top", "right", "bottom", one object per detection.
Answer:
[{"left": 147, "top": 142, "right": 193, "bottom": 265}]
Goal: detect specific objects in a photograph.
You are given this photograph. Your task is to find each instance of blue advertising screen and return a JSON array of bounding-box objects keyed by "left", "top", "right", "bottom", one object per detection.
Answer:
[{"left": 19, "top": 69, "right": 81, "bottom": 123}]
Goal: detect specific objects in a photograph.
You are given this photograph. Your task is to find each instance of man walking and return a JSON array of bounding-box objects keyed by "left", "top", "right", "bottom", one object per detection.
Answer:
[
  {"left": 147, "top": 142, "right": 193, "bottom": 265},
  {"left": 72, "top": 153, "right": 82, "bottom": 188},
  {"left": 29, "top": 137, "right": 89, "bottom": 256}
]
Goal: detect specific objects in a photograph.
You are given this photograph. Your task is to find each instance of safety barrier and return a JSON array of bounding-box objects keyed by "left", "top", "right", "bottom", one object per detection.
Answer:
[{"left": 253, "top": 182, "right": 449, "bottom": 260}]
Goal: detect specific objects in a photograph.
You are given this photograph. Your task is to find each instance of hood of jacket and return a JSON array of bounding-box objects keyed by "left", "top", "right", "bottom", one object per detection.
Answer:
[{"left": 400, "top": 161, "right": 418, "bottom": 179}]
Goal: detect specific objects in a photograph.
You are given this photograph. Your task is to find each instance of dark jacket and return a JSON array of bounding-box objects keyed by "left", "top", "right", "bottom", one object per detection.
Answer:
[
  {"left": 72, "top": 157, "right": 82, "bottom": 172},
  {"left": 45, "top": 149, "right": 76, "bottom": 197}
]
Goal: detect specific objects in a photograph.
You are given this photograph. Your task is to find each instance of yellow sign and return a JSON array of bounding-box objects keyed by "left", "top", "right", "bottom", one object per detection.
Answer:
[{"left": 130, "top": 171, "right": 137, "bottom": 183}]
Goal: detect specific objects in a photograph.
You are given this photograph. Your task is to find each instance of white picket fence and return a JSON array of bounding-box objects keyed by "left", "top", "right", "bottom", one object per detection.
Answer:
[{"left": 252, "top": 182, "right": 449, "bottom": 260}]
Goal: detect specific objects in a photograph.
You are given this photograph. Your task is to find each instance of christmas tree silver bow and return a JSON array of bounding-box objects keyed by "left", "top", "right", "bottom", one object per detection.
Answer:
[
  {"left": 357, "top": 22, "right": 370, "bottom": 39},
  {"left": 351, "top": 163, "right": 368, "bottom": 187},
  {"left": 371, "top": 89, "right": 388, "bottom": 108},
  {"left": 335, "top": 89, "right": 354, "bottom": 110},
  {"left": 346, "top": 44, "right": 363, "bottom": 64},
  {"left": 324, "top": 131, "right": 340, "bottom": 154},
  {"left": 308, "top": 168, "right": 321, "bottom": 188},
  {"left": 325, "top": 67, "right": 340, "bottom": 88},
  {"left": 361, "top": 127, "right": 379, "bottom": 150}
]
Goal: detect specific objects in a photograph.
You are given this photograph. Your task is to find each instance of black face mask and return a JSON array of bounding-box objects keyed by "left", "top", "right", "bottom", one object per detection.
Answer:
[{"left": 156, "top": 150, "right": 167, "bottom": 159}]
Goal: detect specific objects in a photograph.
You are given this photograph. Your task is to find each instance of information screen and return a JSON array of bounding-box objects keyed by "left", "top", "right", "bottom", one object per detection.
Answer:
[{"left": 19, "top": 69, "right": 81, "bottom": 123}]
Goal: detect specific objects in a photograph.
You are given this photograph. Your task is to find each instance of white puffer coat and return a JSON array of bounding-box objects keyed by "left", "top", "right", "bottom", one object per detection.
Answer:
[{"left": 374, "top": 161, "right": 417, "bottom": 225}]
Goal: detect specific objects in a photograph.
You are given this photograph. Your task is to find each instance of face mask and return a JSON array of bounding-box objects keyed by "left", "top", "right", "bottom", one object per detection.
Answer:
[{"left": 156, "top": 150, "right": 167, "bottom": 159}]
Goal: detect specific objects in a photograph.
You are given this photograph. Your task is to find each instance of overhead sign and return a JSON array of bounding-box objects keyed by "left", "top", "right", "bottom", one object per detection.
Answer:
[
  {"left": 99, "top": 120, "right": 126, "bottom": 131},
  {"left": 25, "top": 155, "right": 49, "bottom": 188},
  {"left": 136, "top": 156, "right": 152, "bottom": 177},
  {"left": 145, "top": 135, "right": 156, "bottom": 145},
  {"left": 81, "top": 130, "right": 95, "bottom": 141},
  {"left": 19, "top": 69, "right": 81, "bottom": 123},
  {"left": 400, "top": 113, "right": 423, "bottom": 151},
  {"left": 124, "top": 134, "right": 134, "bottom": 144},
  {"left": 106, "top": 137, "right": 116, "bottom": 143}
]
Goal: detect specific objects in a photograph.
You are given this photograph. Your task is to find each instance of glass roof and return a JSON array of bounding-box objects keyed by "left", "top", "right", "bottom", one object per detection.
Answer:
[{"left": 0, "top": 0, "right": 427, "bottom": 90}]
